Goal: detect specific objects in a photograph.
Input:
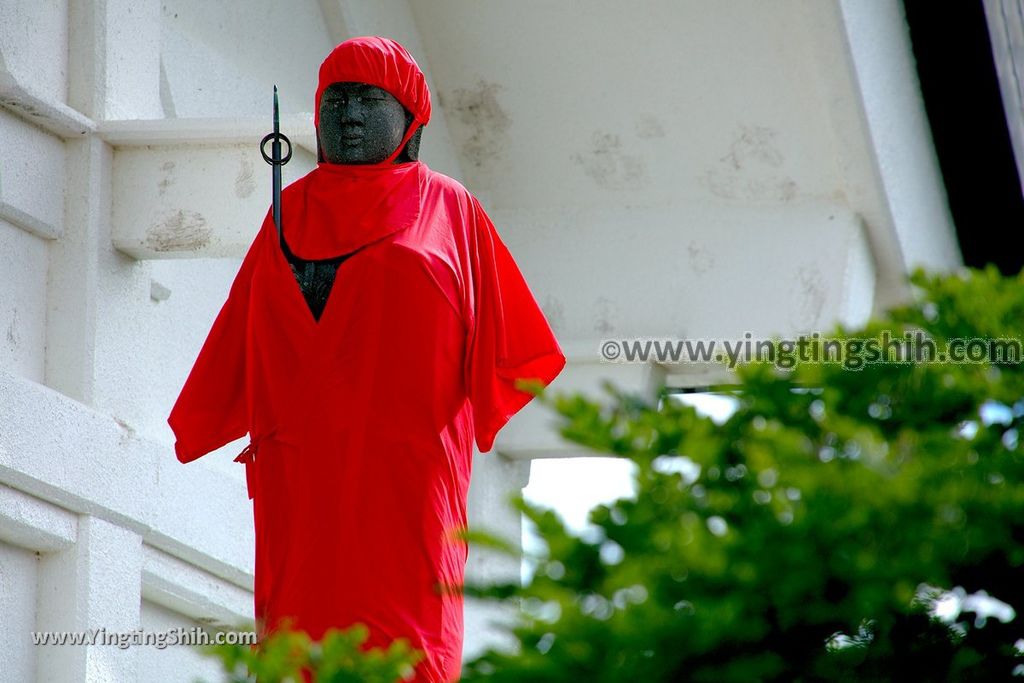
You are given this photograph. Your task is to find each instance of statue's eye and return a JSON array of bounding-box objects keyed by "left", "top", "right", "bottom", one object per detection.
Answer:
[{"left": 323, "top": 93, "right": 385, "bottom": 108}]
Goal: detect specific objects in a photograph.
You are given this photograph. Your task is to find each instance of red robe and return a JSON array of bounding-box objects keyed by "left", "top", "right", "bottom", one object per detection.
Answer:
[{"left": 168, "top": 159, "right": 565, "bottom": 682}]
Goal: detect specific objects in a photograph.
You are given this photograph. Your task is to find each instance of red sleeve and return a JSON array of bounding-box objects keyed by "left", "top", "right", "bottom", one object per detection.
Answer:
[
  {"left": 464, "top": 197, "right": 566, "bottom": 453},
  {"left": 167, "top": 216, "right": 269, "bottom": 463}
]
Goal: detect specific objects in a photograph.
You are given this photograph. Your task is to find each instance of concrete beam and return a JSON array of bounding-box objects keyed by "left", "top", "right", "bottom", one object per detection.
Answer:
[
  {"left": 983, "top": 0, "right": 1024, "bottom": 196},
  {"left": 0, "top": 108, "right": 67, "bottom": 240},
  {"left": 803, "top": 0, "right": 961, "bottom": 312},
  {"left": 0, "top": 69, "right": 94, "bottom": 138},
  {"left": 0, "top": 484, "right": 78, "bottom": 552},
  {"left": 141, "top": 544, "right": 252, "bottom": 628}
]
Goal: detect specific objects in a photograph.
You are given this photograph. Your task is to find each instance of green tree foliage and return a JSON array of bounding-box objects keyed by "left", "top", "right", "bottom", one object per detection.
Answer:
[
  {"left": 200, "top": 623, "right": 422, "bottom": 683},
  {"left": 460, "top": 266, "right": 1024, "bottom": 682}
]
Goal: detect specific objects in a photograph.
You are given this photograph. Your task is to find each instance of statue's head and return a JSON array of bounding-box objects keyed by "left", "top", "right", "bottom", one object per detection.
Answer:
[
  {"left": 315, "top": 37, "right": 431, "bottom": 165},
  {"left": 318, "top": 82, "right": 420, "bottom": 164}
]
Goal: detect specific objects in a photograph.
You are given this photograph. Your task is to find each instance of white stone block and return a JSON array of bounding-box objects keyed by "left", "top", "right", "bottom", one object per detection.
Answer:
[
  {"left": 103, "top": 0, "right": 163, "bottom": 120},
  {"left": 0, "top": 0, "right": 69, "bottom": 105},
  {"left": 36, "top": 516, "right": 143, "bottom": 683},
  {"left": 45, "top": 136, "right": 105, "bottom": 404},
  {"left": 0, "top": 218, "right": 48, "bottom": 382},
  {"left": 0, "top": 484, "right": 78, "bottom": 552},
  {"left": 137, "top": 601, "right": 229, "bottom": 682},
  {"left": 0, "top": 541, "right": 39, "bottom": 682},
  {"left": 111, "top": 141, "right": 316, "bottom": 259},
  {"left": 159, "top": 0, "right": 332, "bottom": 120},
  {"left": 141, "top": 543, "right": 252, "bottom": 626},
  {"left": 0, "top": 108, "right": 66, "bottom": 239}
]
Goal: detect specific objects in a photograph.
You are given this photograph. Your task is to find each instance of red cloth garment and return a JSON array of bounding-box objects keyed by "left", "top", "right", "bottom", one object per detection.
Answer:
[{"left": 168, "top": 37, "right": 565, "bottom": 683}]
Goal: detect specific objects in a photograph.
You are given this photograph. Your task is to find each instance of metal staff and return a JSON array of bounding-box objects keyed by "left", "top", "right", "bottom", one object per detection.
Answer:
[{"left": 260, "top": 85, "right": 292, "bottom": 237}]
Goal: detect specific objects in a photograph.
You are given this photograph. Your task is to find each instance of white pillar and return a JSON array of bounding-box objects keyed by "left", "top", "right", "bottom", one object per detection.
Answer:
[{"left": 36, "top": 515, "right": 143, "bottom": 682}]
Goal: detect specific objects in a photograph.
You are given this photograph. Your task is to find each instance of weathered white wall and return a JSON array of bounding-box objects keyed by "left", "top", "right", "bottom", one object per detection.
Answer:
[
  {"left": 413, "top": 0, "right": 845, "bottom": 210},
  {"left": 0, "top": 219, "right": 47, "bottom": 382},
  {"left": 0, "top": 540, "right": 40, "bottom": 682},
  {"left": 160, "top": 0, "right": 333, "bottom": 119},
  {"left": 0, "top": 0, "right": 69, "bottom": 106},
  {"left": 492, "top": 202, "right": 874, "bottom": 344},
  {"left": 0, "top": 108, "right": 66, "bottom": 239},
  {"left": 0, "top": 0, "right": 962, "bottom": 680},
  {"left": 411, "top": 0, "right": 958, "bottom": 342},
  {"left": 137, "top": 601, "right": 227, "bottom": 680}
]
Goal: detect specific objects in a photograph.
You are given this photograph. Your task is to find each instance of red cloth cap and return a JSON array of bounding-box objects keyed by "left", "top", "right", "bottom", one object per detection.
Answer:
[{"left": 314, "top": 36, "right": 432, "bottom": 131}]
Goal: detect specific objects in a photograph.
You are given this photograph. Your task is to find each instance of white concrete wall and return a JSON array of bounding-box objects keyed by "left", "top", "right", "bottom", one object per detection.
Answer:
[
  {"left": 0, "top": 540, "right": 40, "bottom": 682},
  {"left": 137, "top": 601, "right": 227, "bottom": 681},
  {"left": 0, "top": 0, "right": 69, "bottom": 106},
  {"left": 0, "top": 0, "right": 960, "bottom": 680},
  {"left": 0, "top": 218, "right": 48, "bottom": 382}
]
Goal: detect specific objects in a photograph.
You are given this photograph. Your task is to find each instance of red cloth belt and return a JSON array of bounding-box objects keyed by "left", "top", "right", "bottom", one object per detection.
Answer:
[{"left": 234, "top": 431, "right": 274, "bottom": 500}]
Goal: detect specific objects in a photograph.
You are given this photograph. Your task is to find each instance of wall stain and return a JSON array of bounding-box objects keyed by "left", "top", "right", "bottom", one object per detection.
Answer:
[
  {"left": 0, "top": 98, "right": 44, "bottom": 119},
  {"left": 703, "top": 124, "right": 797, "bottom": 202},
  {"left": 792, "top": 265, "right": 826, "bottom": 327},
  {"left": 447, "top": 80, "right": 511, "bottom": 169},
  {"left": 542, "top": 295, "right": 565, "bottom": 334},
  {"left": 112, "top": 416, "right": 136, "bottom": 446},
  {"left": 157, "top": 160, "right": 176, "bottom": 196},
  {"left": 235, "top": 156, "right": 255, "bottom": 198},
  {"left": 722, "top": 125, "right": 784, "bottom": 170},
  {"left": 146, "top": 210, "right": 211, "bottom": 252},
  {"left": 635, "top": 114, "right": 666, "bottom": 139},
  {"left": 6, "top": 308, "right": 19, "bottom": 347},
  {"left": 573, "top": 130, "right": 648, "bottom": 190},
  {"left": 688, "top": 242, "right": 716, "bottom": 275},
  {"left": 150, "top": 280, "right": 172, "bottom": 302},
  {"left": 593, "top": 296, "right": 617, "bottom": 335}
]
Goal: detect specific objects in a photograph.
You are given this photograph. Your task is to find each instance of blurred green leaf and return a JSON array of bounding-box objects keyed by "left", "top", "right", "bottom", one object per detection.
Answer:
[{"left": 463, "top": 266, "right": 1024, "bottom": 682}]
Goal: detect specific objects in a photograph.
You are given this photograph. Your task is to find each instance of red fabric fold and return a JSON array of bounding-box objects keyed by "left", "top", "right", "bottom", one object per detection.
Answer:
[
  {"left": 282, "top": 160, "right": 425, "bottom": 258},
  {"left": 464, "top": 196, "right": 567, "bottom": 453}
]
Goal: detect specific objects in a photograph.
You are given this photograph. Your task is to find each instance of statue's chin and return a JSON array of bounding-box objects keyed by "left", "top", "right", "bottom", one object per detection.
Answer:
[
  {"left": 322, "top": 144, "right": 393, "bottom": 165},
  {"left": 323, "top": 153, "right": 386, "bottom": 165}
]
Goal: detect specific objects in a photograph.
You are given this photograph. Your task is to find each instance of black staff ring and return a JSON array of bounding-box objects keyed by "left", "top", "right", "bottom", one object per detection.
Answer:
[{"left": 260, "top": 132, "right": 292, "bottom": 165}]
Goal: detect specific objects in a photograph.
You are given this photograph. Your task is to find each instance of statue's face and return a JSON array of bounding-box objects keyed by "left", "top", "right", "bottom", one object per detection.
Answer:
[{"left": 318, "top": 82, "right": 409, "bottom": 164}]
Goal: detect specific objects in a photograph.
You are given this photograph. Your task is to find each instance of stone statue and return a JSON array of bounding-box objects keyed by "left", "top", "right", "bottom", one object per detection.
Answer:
[{"left": 169, "top": 37, "right": 565, "bottom": 683}]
